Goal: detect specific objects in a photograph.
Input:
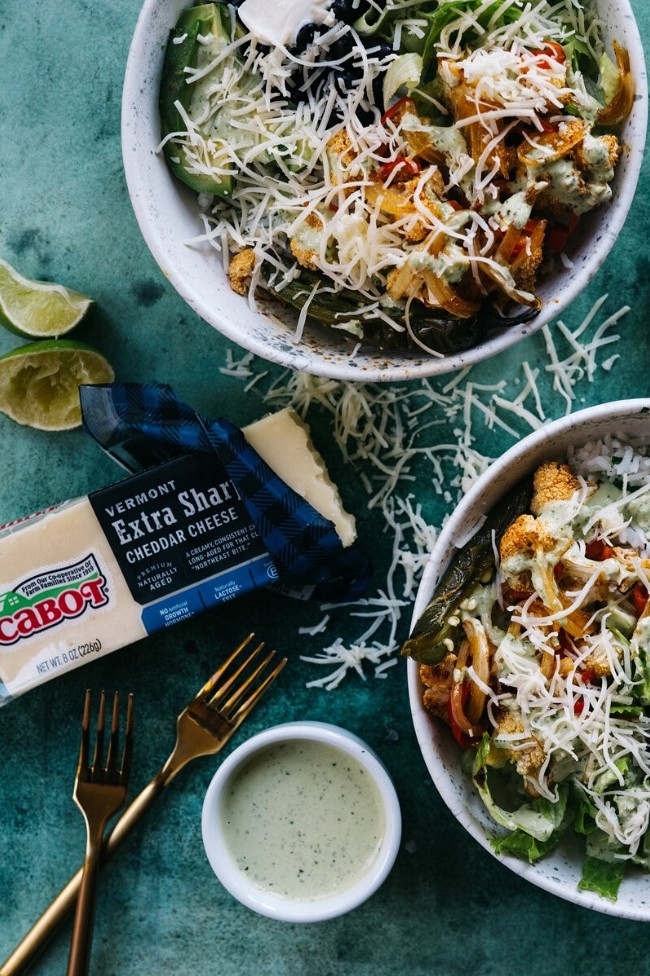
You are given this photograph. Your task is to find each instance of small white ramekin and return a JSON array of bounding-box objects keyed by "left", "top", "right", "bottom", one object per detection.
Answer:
[{"left": 201, "top": 721, "right": 401, "bottom": 922}]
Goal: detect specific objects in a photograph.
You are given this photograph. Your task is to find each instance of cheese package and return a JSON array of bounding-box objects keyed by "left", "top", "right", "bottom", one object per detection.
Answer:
[{"left": 0, "top": 408, "right": 357, "bottom": 704}]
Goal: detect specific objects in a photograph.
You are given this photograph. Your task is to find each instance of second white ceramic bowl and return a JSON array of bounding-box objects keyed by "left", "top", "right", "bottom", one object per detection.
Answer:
[{"left": 408, "top": 398, "right": 650, "bottom": 919}]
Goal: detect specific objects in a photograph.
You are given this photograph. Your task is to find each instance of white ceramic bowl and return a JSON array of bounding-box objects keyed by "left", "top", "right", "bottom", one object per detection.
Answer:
[
  {"left": 408, "top": 398, "right": 650, "bottom": 919},
  {"left": 121, "top": 0, "right": 647, "bottom": 382},
  {"left": 201, "top": 721, "right": 401, "bottom": 921}
]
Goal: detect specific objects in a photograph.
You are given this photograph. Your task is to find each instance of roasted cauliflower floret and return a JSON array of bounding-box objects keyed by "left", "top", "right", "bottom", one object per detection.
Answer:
[
  {"left": 494, "top": 709, "right": 546, "bottom": 789},
  {"left": 574, "top": 133, "right": 620, "bottom": 176},
  {"left": 420, "top": 653, "right": 456, "bottom": 720},
  {"left": 582, "top": 630, "right": 626, "bottom": 678},
  {"left": 326, "top": 129, "right": 359, "bottom": 187},
  {"left": 327, "top": 128, "right": 353, "bottom": 159},
  {"left": 530, "top": 461, "right": 580, "bottom": 515},
  {"left": 499, "top": 513, "right": 558, "bottom": 564},
  {"left": 582, "top": 650, "right": 614, "bottom": 678},
  {"left": 511, "top": 220, "right": 546, "bottom": 294},
  {"left": 397, "top": 173, "right": 445, "bottom": 241},
  {"left": 290, "top": 212, "right": 324, "bottom": 271},
  {"left": 227, "top": 248, "right": 255, "bottom": 295},
  {"left": 536, "top": 156, "right": 616, "bottom": 217},
  {"left": 499, "top": 512, "right": 567, "bottom": 601}
]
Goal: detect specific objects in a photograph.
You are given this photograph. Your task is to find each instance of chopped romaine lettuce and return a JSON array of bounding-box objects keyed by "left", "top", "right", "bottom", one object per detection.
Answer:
[
  {"left": 472, "top": 737, "right": 570, "bottom": 842},
  {"left": 578, "top": 855, "right": 626, "bottom": 901},
  {"left": 493, "top": 827, "right": 563, "bottom": 863}
]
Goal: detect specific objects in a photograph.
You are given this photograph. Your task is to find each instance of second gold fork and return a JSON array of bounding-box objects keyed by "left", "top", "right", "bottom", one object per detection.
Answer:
[
  {"left": 1, "top": 634, "right": 286, "bottom": 976},
  {"left": 67, "top": 690, "right": 134, "bottom": 976}
]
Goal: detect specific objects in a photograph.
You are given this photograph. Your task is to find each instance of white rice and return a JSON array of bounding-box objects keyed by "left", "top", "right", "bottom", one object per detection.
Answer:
[
  {"left": 568, "top": 435, "right": 650, "bottom": 487},
  {"left": 567, "top": 435, "right": 650, "bottom": 555}
]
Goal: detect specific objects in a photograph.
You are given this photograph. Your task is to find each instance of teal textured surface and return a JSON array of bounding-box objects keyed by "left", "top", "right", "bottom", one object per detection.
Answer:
[{"left": 1, "top": 1, "right": 650, "bottom": 973}]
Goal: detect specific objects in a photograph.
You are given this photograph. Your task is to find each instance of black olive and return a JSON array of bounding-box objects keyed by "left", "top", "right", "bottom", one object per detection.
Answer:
[
  {"left": 371, "top": 74, "right": 385, "bottom": 113},
  {"left": 292, "top": 21, "right": 329, "bottom": 55},
  {"left": 286, "top": 77, "right": 307, "bottom": 104},
  {"left": 294, "top": 23, "right": 318, "bottom": 51},
  {"left": 368, "top": 41, "right": 394, "bottom": 62},
  {"left": 331, "top": 0, "right": 371, "bottom": 23},
  {"left": 328, "top": 31, "right": 356, "bottom": 63},
  {"left": 333, "top": 72, "right": 355, "bottom": 97},
  {"left": 330, "top": 0, "right": 357, "bottom": 24}
]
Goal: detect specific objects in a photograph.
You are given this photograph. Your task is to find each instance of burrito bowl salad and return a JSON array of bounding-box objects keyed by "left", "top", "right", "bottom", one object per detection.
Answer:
[
  {"left": 403, "top": 437, "right": 650, "bottom": 901},
  {"left": 159, "top": 0, "right": 634, "bottom": 356}
]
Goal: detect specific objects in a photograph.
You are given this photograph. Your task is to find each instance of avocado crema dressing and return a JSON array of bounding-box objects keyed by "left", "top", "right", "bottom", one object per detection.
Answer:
[{"left": 220, "top": 740, "right": 386, "bottom": 900}]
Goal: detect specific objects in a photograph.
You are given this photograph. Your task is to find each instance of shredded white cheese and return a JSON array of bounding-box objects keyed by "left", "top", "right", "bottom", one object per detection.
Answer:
[
  {"left": 220, "top": 294, "right": 629, "bottom": 688},
  {"left": 164, "top": 0, "right": 616, "bottom": 336}
]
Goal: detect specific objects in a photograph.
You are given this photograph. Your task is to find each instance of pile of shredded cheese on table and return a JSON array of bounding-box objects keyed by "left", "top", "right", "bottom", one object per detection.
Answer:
[{"left": 220, "top": 293, "right": 629, "bottom": 688}]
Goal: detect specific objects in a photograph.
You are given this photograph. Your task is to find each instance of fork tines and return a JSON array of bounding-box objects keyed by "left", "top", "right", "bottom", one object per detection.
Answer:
[
  {"left": 198, "top": 633, "right": 287, "bottom": 726},
  {"left": 78, "top": 690, "right": 134, "bottom": 785}
]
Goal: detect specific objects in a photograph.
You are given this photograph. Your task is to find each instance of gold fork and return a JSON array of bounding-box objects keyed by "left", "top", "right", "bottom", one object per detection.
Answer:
[
  {"left": 0, "top": 634, "right": 286, "bottom": 976},
  {"left": 66, "top": 690, "right": 134, "bottom": 976}
]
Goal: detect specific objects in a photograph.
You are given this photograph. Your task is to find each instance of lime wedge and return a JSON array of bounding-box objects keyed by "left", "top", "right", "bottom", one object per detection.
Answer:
[
  {"left": 0, "top": 258, "right": 93, "bottom": 338},
  {"left": 0, "top": 340, "right": 115, "bottom": 430}
]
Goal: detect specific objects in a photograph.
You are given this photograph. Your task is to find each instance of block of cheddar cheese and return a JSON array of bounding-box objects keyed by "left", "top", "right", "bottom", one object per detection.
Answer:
[{"left": 0, "top": 408, "right": 355, "bottom": 703}]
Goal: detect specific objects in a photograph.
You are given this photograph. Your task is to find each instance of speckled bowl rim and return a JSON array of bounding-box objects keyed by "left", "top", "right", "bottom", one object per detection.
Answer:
[
  {"left": 408, "top": 398, "right": 650, "bottom": 919},
  {"left": 201, "top": 721, "right": 402, "bottom": 922},
  {"left": 121, "top": 0, "right": 647, "bottom": 382}
]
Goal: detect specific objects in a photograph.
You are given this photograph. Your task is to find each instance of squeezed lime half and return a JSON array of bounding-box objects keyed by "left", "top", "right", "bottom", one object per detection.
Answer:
[{"left": 0, "top": 340, "right": 115, "bottom": 430}]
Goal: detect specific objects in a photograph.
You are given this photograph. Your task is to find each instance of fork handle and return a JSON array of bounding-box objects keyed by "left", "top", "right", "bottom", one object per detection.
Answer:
[
  {"left": 66, "top": 832, "right": 104, "bottom": 976},
  {"left": 0, "top": 773, "right": 170, "bottom": 976}
]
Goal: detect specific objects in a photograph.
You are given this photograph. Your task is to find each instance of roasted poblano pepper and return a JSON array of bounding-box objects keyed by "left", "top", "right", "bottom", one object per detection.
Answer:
[
  {"left": 401, "top": 479, "right": 532, "bottom": 665},
  {"left": 266, "top": 268, "right": 539, "bottom": 355},
  {"left": 159, "top": 3, "right": 236, "bottom": 196}
]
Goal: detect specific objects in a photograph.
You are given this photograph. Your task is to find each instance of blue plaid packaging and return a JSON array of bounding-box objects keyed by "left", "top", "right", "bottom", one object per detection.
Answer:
[{"left": 80, "top": 383, "right": 372, "bottom": 605}]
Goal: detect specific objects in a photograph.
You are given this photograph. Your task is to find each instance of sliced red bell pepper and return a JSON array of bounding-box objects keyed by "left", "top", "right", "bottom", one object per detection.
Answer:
[
  {"left": 447, "top": 683, "right": 474, "bottom": 749},
  {"left": 380, "top": 96, "right": 414, "bottom": 126},
  {"left": 631, "top": 582, "right": 649, "bottom": 616},
  {"left": 511, "top": 218, "right": 540, "bottom": 258},
  {"left": 585, "top": 538, "right": 616, "bottom": 561},
  {"left": 547, "top": 213, "right": 579, "bottom": 253},
  {"left": 379, "top": 157, "right": 421, "bottom": 183},
  {"left": 537, "top": 116, "right": 558, "bottom": 133},
  {"left": 533, "top": 40, "right": 566, "bottom": 69}
]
